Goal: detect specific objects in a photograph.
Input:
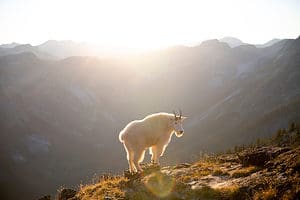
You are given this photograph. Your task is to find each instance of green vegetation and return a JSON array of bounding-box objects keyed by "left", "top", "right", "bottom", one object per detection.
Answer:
[{"left": 230, "top": 121, "right": 300, "bottom": 154}]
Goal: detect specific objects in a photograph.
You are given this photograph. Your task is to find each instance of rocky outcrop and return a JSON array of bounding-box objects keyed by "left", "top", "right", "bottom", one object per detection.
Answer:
[
  {"left": 237, "top": 146, "right": 291, "bottom": 167},
  {"left": 72, "top": 145, "right": 300, "bottom": 200}
]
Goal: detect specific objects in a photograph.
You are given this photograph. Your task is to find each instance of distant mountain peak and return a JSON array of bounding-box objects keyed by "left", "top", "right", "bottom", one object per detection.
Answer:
[
  {"left": 40, "top": 40, "right": 77, "bottom": 47},
  {"left": 256, "top": 38, "right": 281, "bottom": 48},
  {"left": 199, "top": 39, "right": 230, "bottom": 49},
  {"left": 219, "top": 37, "right": 245, "bottom": 48}
]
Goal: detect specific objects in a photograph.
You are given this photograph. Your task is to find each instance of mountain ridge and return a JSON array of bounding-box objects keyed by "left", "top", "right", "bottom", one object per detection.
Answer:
[{"left": 0, "top": 37, "right": 292, "bottom": 60}]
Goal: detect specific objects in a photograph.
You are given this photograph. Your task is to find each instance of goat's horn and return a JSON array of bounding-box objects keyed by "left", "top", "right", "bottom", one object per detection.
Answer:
[
  {"left": 173, "top": 110, "right": 177, "bottom": 119},
  {"left": 179, "top": 109, "right": 182, "bottom": 119}
]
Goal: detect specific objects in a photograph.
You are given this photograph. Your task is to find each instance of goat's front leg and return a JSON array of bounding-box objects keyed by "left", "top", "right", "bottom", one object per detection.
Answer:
[
  {"left": 150, "top": 146, "right": 158, "bottom": 164},
  {"left": 133, "top": 148, "right": 144, "bottom": 172},
  {"left": 151, "top": 144, "right": 165, "bottom": 165}
]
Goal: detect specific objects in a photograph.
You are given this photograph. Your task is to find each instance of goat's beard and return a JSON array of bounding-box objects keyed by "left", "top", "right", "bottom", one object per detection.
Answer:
[{"left": 175, "top": 131, "right": 183, "bottom": 137}]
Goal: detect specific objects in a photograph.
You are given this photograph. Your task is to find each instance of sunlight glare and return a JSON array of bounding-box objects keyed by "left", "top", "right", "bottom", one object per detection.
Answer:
[{"left": 1, "top": 0, "right": 300, "bottom": 51}]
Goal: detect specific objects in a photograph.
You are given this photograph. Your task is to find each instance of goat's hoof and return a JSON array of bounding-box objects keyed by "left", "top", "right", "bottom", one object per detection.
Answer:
[
  {"left": 151, "top": 161, "right": 157, "bottom": 165},
  {"left": 124, "top": 170, "right": 133, "bottom": 178}
]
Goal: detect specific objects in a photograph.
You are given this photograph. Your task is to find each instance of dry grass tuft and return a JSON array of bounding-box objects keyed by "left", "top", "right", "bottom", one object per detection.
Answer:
[
  {"left": 231, "top": 166, "right": 259, "bottom": 178},
  {"left": 216, "top": 185, "right": 240, "bottom": 198},
  {"left": 180, "top": 161, "right": 224, "bottom": 182},
  {"left": 212, "top": 169, "right": 229, "bottom": 176},
  {"left": 189, "top": 185, "right": 241, "bottom": 199},
  {"left": 76, "top": 175, "right": 127, "bottom": 200},
  {"left": 253, "top": 187, "right": 277, "bottom": 200}
]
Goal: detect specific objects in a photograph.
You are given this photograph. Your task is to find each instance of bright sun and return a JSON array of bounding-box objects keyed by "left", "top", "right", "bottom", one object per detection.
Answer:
[
  {"left": 49, "top": 0, "right": 231, "bottom": 51},
  {"left": 67, "top": 0, "right": 206, "bottom": 51}
]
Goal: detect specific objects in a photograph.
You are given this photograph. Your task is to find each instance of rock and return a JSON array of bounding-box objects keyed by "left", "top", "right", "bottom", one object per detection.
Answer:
[
  {"left": 173, "top": 163, "right": 192, "bottom": 169},
  {"left": 124, "top": 163, "right": 161, "bottom": 179},
  {"left": 37, "top": 195, "right": 51, "bottom": 200},
  {"left": 237, "top": 147, "right": 290, "bottom": 167},
  {"left": 218, "top": 154, "right": 240, "bottom": 163},
  {"left": 57, "top": 188, "right": 77, "bottom": 200}
]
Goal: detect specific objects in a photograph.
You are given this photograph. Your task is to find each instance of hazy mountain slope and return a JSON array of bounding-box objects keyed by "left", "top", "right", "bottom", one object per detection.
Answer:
[
  {"left": 177, "top": 38, "right": 300, "bottom": 155},
  {"left": 38, "top": 40, "right": 99, "bottom": 59},
  {"left": 0, "top": 37, "right": 299, "bottom": 199},
  {"left": 0, "top": 44, "right": 55, "bottom": 60},
  {"left": 0, "top": 42, "right": 20, "bottom": 48},
  {"left": 0, "top": 54, "right": 128, "bottom": 199},
  {"left": 0, "top": 41, "right": 99, "bottom": 60}
]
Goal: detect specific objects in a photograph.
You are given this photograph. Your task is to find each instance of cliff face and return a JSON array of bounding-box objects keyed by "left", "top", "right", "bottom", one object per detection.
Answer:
[{"left": 46, "top": 130, "right": 300, "bottom": 200}]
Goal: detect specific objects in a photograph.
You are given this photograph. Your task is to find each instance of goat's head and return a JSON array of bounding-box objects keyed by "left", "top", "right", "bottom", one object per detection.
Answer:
[{"left": 172, "top": 109, "right": 187, "bottom": 137}]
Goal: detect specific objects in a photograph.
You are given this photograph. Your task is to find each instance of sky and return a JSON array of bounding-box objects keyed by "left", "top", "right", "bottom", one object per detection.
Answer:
[{"left": 0, "top": 0, "right": 300, "bottom": 51}]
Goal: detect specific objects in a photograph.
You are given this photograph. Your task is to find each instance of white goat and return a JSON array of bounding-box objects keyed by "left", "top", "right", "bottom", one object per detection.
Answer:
[{"left": 119, "top": 111, "right": 186, "bottom": 173}]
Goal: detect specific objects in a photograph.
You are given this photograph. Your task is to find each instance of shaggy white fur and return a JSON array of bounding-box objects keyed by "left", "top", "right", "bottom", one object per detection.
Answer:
[{"left": 119, "top": 112, "right": 186, "bottom": 173}]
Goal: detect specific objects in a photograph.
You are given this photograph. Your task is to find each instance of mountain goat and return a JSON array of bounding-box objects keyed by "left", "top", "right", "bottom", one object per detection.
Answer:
[{"left": 119, "top": 111, "right": 187, "bottom": 173}]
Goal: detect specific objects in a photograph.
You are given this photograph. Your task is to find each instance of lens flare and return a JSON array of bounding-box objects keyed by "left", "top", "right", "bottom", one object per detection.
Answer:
[{"left": 144, "top": 171, "right": 175, "bottom": 198}]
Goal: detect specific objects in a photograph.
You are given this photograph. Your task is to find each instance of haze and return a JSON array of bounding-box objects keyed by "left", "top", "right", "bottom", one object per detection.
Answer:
[{"left": 1, "top": 0, "right": 300, "bottom": 51}]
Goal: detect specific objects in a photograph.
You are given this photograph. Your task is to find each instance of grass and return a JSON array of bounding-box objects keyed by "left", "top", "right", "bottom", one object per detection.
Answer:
[
  {"left": 179, "top": 161, "right": 224, "bottom": 182},
  {"left": 76, "top": 175, "right": 127, "bottom": 200},
  {"left": 231, "top": 166, "right": 259, "bottom": 178},
  {"left": 188, "top": 185, "right": 241, "bottom": 200},
  {"left": 253, "top": 188, "right": 277, "bottom": 200},
  {"left": 212, "top": 169, "right": 229, "bottom": 176},
  {"left": 217, "top": 185, "right": 241, "bottom": 199}
]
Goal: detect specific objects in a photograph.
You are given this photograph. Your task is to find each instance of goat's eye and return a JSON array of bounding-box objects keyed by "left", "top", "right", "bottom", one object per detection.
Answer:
[{"left": 175, "top": 122, "right": 177, "bottom": 125}]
